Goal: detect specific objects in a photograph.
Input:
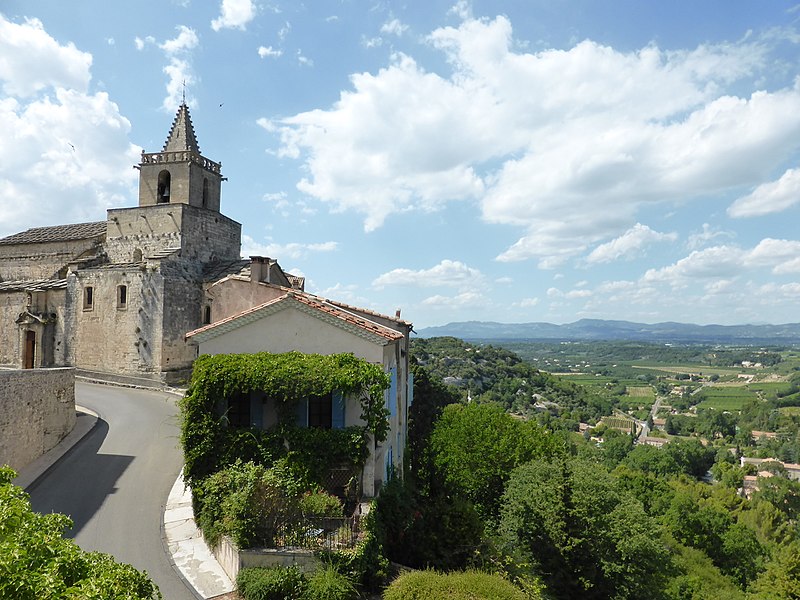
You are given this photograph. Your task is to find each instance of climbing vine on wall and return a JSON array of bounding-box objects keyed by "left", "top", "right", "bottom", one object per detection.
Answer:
[{"left": 180, "top": 351, "right": 391, "bottom": 486}]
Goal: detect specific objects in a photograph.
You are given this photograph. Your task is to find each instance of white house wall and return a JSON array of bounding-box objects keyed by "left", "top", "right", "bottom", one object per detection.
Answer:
[{"left": 197, "top": 306, "right": 385, "bottom": 364}]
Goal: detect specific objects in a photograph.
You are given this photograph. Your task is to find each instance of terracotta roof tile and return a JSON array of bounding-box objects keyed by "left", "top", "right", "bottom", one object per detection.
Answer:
[{"left": 186, "top": 291, "right": 405, "bottom": 344}]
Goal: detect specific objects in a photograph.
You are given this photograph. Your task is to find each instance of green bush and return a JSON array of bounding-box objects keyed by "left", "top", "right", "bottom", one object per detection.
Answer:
[
  {"left": 194, "top": 460, "right": 299, "bottom": 547},
  {"left": 383, "top": 570, "right": 526, "bottom": 600},
  {"left": 237, "top": 566, "right": 308, "bottom": 600},
  {"left": 305, "top": 565, "right": 357, "bottom": 600},
  {"left": 0, "top": 466, "right": 161, "bottom": 600},
  {"left": 299, "top": 490, "right": 344, "bottom": 517}
]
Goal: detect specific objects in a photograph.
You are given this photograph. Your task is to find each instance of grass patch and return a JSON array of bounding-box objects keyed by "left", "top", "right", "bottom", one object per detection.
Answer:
[{"left": 695, "top": 386, "right": 756, "bottom": 410}]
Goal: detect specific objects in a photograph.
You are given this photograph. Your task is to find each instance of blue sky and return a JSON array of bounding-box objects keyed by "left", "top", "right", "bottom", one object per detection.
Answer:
[{"left": 3, "top": 1, "right": 800, "bottom": 328}]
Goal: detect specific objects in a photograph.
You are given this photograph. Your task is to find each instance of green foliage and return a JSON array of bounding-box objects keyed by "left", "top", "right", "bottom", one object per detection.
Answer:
[
  {"left": 430, "top": 402, "right": 564, "bottom": 519},
  {"left": 411, "top": 337, "right": 613, "bottom": 422},
  {"left": 383, "top": 570, "right": 528, "bottom": 600},
  {"left": 406, "top": 360, "right": 462, "bottom": 490},
  {"left": 236, "top": 566, "right": 307, "bottom": 600},
  {"left": 372, "top": 477, "right": 484, "bottom": 571},
  {"left": 305, "top": 565, "right": 358, "bottom": 600},
  {"left": 0, "top": 466, "right": 161, "bottom": 600},
  {"left": 323, "top": 503, "right": 389, "bottom": 593},
  {"left": 663, "top": 537, "right": 746, "bottom": 600},
  {"left": 181, "top": 352, "right": 390, "bottom": 487},
  {"left": 299, "top": 490, "right": 344, "bottom": 518},
  {"left": 747, "top": 540, "right": 800, "bottom": 599},
  {"left": 498, "top": 458, "right": 670, "bottom": 600},
  {"left": 194, "top": 460, "right": 299, "bottom": 548}
]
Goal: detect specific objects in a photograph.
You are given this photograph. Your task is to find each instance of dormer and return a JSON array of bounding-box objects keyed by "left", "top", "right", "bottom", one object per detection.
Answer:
[{"left": 137, "top": 103, "right": 224, "bottom": 212}]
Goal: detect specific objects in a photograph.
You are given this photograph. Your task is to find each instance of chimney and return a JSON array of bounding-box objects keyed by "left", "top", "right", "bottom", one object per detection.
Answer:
[
  {"left": 249, "top": 256, "right": 269, "bottom": 284},
  {"left": 395, "top": 309, "right": 401, "bottom": 319}
]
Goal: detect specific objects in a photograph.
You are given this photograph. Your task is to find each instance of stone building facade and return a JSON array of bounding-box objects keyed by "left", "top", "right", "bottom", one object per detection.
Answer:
[{"left": 0, "top": 104, "right": 300, "bottom": 383}]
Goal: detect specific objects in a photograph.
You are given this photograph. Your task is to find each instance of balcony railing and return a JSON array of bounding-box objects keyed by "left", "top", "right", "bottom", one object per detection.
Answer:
[{"left": 272, "top": 514, "right": 362, "bottom": 550}]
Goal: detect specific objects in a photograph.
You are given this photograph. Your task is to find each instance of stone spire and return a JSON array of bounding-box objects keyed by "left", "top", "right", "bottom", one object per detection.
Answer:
[{"left": 162, "top": 103, "right": 200, "bottom": 154}]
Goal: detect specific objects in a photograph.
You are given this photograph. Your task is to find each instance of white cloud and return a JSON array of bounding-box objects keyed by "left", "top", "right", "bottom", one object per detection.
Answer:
[
  {"left": 159, "top": 26, "right": 199, "bottom": 110},
  {"left": 267, "top": 14, "right": 800, "bottom": 261},
  {"left": 0, "top": 15, "right": 140, "bottom": 238},
  {"left": 373, "top": 259, "right": 483, "bottom": 288},
  {"left": 0, "top": 17, "right": 91, "bottom": 97},
  {"left": 134, "top": 36, "right": 155, "bottom": 50},
  {"left": 728, "top": 167, "right": 800, "bottom": 217},
  {"left": 297, "top": 50, "right": 313, "bottom": 67},
  {"left": 513, "top": 297, "right": 539, "bottom": 308},
  {"left": 258, "top": 45, "right": 283, "bottom": 58},
  {"left": 586, "top": 223, "right": 677, "bottom": 264},
  {"left": 421, "top": 291, "right": 489, "bottom": 309},
  {"left": 381, "top": 19, "right": 408, "bottom": 37},
  {"left": 686, "top": 223, "right": 735, "bottom": 250},
  {"left": 241, "top": 234, "right": 337, "bottom": 259},
  {"left": 643, "top": 238, "right": 800, "bottom": 285},
  {"left": 211, "top": 0, "right": 256, "bottom": 31}
]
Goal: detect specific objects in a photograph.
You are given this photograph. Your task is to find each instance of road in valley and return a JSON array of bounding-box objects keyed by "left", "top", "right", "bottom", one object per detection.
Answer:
[{"left": 27, "top": 382, "right": 196, "bottom": 600}]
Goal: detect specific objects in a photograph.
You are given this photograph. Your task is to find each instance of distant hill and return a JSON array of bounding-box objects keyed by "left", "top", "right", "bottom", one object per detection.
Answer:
[{"left": 415, "top": 319, "right": 800, "bottom": 345}]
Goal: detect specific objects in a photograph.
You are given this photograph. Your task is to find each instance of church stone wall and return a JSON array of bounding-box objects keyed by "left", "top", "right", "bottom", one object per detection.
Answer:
[
  {"left": 0, "top": 238, "right": 101, "bottom": 281},
  {"left": 106, "top": 204, "right": 240, "bottom": 264},
  {"left": 0, "top": 367, "right": 75, "bottom": 473},
  {"left": 160, "top": 274, "right": 204, "bottom": 381},
  {"left": 106, "top": 206, "right": 183, "bottom": 263},
  {"left": 68, "top": 267, "right": 164, "bottom": 375},
  {"left": 0, "top": 291, "right": 26, "bottom": 366}
]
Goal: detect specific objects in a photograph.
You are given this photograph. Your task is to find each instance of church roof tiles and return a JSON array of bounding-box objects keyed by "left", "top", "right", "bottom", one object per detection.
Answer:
[{"left": 0, "top": 221, "right": 106, "bottom": 246}]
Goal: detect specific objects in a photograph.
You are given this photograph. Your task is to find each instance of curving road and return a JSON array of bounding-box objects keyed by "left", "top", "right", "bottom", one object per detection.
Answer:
[{"left": 27, "top": 382, "right": 197, "bottom": 600}]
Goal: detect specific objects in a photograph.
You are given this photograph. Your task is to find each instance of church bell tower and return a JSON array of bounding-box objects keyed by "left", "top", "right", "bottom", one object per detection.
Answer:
[{"left": 137, "top": 103, "right": 224, "bottom": 212}]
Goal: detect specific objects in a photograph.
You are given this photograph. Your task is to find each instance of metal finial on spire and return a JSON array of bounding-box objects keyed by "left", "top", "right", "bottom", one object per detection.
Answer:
[{"left": 182, "top": 80, "right": 186, "bottom": 105}]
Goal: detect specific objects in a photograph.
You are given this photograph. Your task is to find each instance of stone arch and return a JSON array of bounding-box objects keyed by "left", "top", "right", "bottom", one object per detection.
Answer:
[{"left": 157, "top": 170, "right": 171, "bottom": 203}]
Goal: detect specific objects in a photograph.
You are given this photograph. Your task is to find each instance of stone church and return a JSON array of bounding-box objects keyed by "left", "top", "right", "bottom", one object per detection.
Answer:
[{"left": 0, "top": 103, "right": 303, "bottom": 384}]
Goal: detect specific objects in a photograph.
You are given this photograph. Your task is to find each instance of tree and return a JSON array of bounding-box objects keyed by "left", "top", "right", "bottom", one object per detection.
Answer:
[
  {"left": 498, "top": 459, "right": 670, "bottom": 600},
  {"left": 0, "top": 466, "right": 161, "bottom": 600},
  {"left": 406, "top": 360, "right": 462, "bottom": 491},
  {"left": 430, "top": 402, "right": 563, "bottom": 519}
]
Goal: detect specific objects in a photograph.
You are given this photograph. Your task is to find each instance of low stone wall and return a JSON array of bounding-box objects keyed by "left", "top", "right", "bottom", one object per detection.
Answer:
[
  {"left": 212, "top": 535, "right": 321, "bottom": 583},
  {"left": 0, "top": 368, "right": 76, "bottom": 472}
]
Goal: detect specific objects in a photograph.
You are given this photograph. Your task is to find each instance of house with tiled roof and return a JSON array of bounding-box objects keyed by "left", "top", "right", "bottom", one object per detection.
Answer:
[{"left": 185, "top": 283, "right": 413, "bottom": 496}]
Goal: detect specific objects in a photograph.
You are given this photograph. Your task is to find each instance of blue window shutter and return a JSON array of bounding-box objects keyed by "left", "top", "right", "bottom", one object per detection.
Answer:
[
  {"left": 295, "top": 398, "right": 308, "bottom": 427},
  {"left": 407, "top": 372, "right": 414, "bottom": 408},
  {"left": 250, "top": 394, "right": 263, "bottom": 428},
  {"left": 332, "top": 391, "right": 345, "bottom": 429}
]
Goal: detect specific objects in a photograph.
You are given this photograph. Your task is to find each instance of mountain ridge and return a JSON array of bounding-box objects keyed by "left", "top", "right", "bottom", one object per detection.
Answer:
[{"left": 415, "top": 319, "right": 800, "bottom": 344}]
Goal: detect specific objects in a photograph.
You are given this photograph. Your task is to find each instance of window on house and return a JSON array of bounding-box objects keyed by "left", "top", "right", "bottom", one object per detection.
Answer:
[
  {"left": 83, "top": 286, "right": 94, "bottom": 310},
  {"left": 225, "top": 393, "right": 251, "bottom": 428},
  {"left": 308, "top": 394, "right": 333, "bottom": 429},
  {"left": 203, "top": 305, "right": 212, "bottom": 325},
  {"left": 117, "top": 285, "right": 128, "bottom": 309}
]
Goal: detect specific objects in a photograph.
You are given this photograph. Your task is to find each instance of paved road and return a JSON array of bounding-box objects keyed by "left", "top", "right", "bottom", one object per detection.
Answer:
[{"left": 27, "top": 382, "right": 197, "bottom": 600}]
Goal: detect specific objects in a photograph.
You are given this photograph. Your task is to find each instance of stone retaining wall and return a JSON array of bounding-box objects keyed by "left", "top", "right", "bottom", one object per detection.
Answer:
[
  {"left": 212, "top": 535, "right": 321, "bottom": 583},
  {"left": 0, "top": 368, "right": 75, "bottom": 472}
]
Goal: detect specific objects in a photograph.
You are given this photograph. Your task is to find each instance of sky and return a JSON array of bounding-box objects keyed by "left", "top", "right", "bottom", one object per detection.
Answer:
[{"left": 3, "top": 1, "right": 800, "bottom": 329}]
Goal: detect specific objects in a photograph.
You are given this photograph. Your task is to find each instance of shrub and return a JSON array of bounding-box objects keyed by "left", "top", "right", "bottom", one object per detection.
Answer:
[
  {"left": 383, "top": 570, "right": 526, "bottom": 600},
  {"left": 194, "top": 461, "right": 299, "bottom": 547},
  {"left": 305, "top": 565, "right": 357, "bottom": 600},
  {"left": 237, "top": 566, "right": 307, "bottom": 600},
  {"left": 299, "top": 490, "right": 344, "bottom": 517},
  {"left": 0, "top": 466, "right": 161, "bottom": 600}
]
